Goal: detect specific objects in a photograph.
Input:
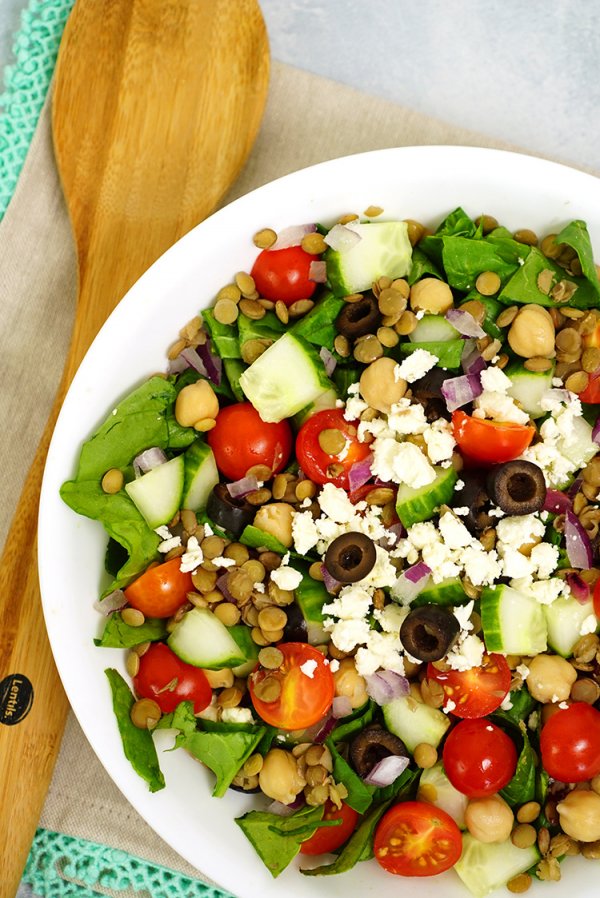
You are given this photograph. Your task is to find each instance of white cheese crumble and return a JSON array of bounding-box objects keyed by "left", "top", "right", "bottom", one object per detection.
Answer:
[
  {"left": 271, "top": 565, "right": 303, "bottom": 591},
  {"left": 179, "top": 535, "right": 204, "bottom": 572},
  {"left": 300, "top": 659, "right": 318, "bottom": 678},
  {"left": 371, "top": 439, "right": 436, "bottom": 488},
  {"left": 394, "top": 349, "right": 439, "bottom": 383},
  {"left": 580, "top": 614, "right": 598, "bottom": 636}
]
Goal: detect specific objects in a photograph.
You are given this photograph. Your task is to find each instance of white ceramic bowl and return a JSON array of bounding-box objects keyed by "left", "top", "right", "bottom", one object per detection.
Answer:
[{"left": 40, "top": 147, "right": 600, "bottom": 898}]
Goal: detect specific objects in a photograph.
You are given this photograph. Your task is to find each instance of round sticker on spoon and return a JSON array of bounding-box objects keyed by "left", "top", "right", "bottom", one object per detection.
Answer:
[{"left": 0, "top": 674, "right": 34, "bottom": 725}]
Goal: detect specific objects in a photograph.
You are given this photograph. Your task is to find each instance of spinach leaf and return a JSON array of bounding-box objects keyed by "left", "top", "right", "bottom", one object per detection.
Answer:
[
  {"left": 497, "top": 687, "right": 537, "bottom": 727},
  {"left": 407, "top": 246, "right": 442, "bottom": 285},
  {"left": 174, "top": 366, "right": 233, "bottom": 402},
  {"left": 178, "top": 726, "right": 266, "bottom": 797},
  {"left": 441, "top": 236, "right": 521, "bottom": 291},
  {"left": 238, "top": 310, "right": 286, "bottom": 353},
  {"left": 435, "top": 207, "right": 479, "bottom": 238},
  {"left": 555, "top": 220, "right": 600, "bottom": 295},
  {"left": 330, "top": 701, "right": 376, "bottom": 743},
  {"left": 290, "top": 291, "right": 346, "bottom": 352},
  {"left": 332, "top": 364, "right": 361, "bottom": 401},
  {"left": 399, "top": 339, "right": 465, "bottom": 369},
  {"left": 105, "top": 669, "right": 165, "bottom": 792},
  {"left": 370, "top": 766, "right": 420, "bottom": 808},
  {"left": 499, "top": 247, "right": 599, "bottom": 309},
  {"left": 236, "top": 804, "right": 325, "bottom": 878},
  {"left": 222, "top": 358, "right": 247, "bottom": 402},
  {"left": 301, "top": 798, "right": 392, "bottom": 876},
  {"left": 492, "top": 713, "right": 537, "bottom": 807},
  {"left": 156, "top": 700, "right": 197, "bottom": 735},
  {"left": 460, "top": 292, "right": 503, "bottom": 340},
  {"left": 240, "top": 524, "right": 287, "bottom": 554},
  {"left": 325, "top": 737, "right": 374, "bottom": 814},
  {"left": 201, "top": 308, "right": 241, "bottom": 359},
  {"left": 95, "top": 613, "right": 168, "bottom": 648}
]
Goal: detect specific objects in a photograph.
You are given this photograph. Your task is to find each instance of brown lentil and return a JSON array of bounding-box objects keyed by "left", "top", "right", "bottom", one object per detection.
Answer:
[
  {"left": 365, "top": 486, "right": 396, "bottom": 506},
  {"left": 342, "top": 292, "right": 364, "bottom": 304},
  {"left": 217, "top": 686, "right": 244, "bottom": 709},
  {"left": 536, "top": 858, "right": 561, "bottom": 882},
  {"left": 378, "top": 286, "right": 407, "bottom": 317},
  {"left": 516, "top": 801, "right": 541, "bottom": 824},
  {"left": 213, "top": 298, "right": 239, "bottom": 325},
  {"left": 301, "top": 232, "right": 327, "bottom": 254},
  {"left": 582, "top": 840, "right": 600, "bottom": 859},
  {"left": 132, "top": 641, "right": 150, "bottom": 658},
  {"left": 338, "top": 213, "right": 359, "bottom": 224},
  {"left": 540, "top": 234, "right": 561, "bottom": 259},
  {"left": 511, "top": 823, "right": 538, "bottom": 849},
  {"left": 496, "top": 306, "right": 519, "bottom": 328},
  {"left": 551, "top": 280, "right": 578, "bottom": 304},
  {"left": 536, "top": 269, "right": 555, "bottom": 294},
  {"left": 570, "top": 677, "right": 600, "bottom": 704},
  {"left": 217, "top": 283, "right": 242, "bottom": 303},
  {"left": 259, "top": 551, "right": 283, "bottom": 572},
  {"left": 377, "top": 325, "right": 400, "bottom": 347},
  {"left": 556, "top": 327, "right": 582, "bottom": 353},
  {"left": 226, "top": 568, "right": 254, "bottom": 603},
  {"left": 318, "top": 428, "right": 346, "bottom": 455},
  {"left": 274, "top": 300, "right": 289, "bottom": 324},
  {"left": 584, "top": 457, "right": 600, "bottom": 486},
  {"left": 224, "top": 542, "right": 250, "bottom": 566},
  {"left": 475, "top": 271, "right": 501, "bottom": 296},
  {"left": 125, "top": 651, "right": 140, "bottom": 678},
  {"left": 239, "top": 298, "right": 266, "bottom": 319},
  {"left": 168, "top": 337, "right": 187, "bottom": 360},
  {"left": 582, "top": 347, "right": 600, "bottom": 373},
  {"left": 101, "top": 468, "right": 124, "bottom": 494},
  {"left": 481, "top": 338, "right": 503, "bottom": 361},
  {"left": 191, "top": 568, "right": 218, "bottom": 594},
  {"left": 235, "top": 271, "right": 256, "bottom": 296},
  {"left": 258, "top": 606, "right": 287, "bottom": 632},
  {"left": 121, "top": 607, "right": 145, "bottom": 627},
  {"left": 130, "top": 698, "right": 161, "bottom": 729},
  {"left": 395, "top": 310, "right": 418, "bottom": 335},
  {"left": 565, "top": 371, "right": 589, "bottom": 393},
  {"left": 243, "top": 753, "right": 264, "bottom": 777},
  {"left": 405, "top": 219, "right": 426, "bottom": 245},
  {"left": 258, "top": 646, "right": 284, "bottom": 670},
  {"left": 353, "top": 334, "right": 384, "bottom": 363},
  {"left": 537, "top": 826, "right": 551, "bottom": 855},
  {"left": 288, "top": 299, "right": 314, "bottom": 318},
  {"left": 246, "top": 487, "right": 272, "bottom": 506},
  {"left": 507, "top": 873, "right": 532, "bottom": 894},
  {"left": 253, "top": 228, "right": 277, "bottom": 249},
  {"left": 252, "top": 674, "right": 281, "bottom": 702},
  {"left": 308, "top": 562, "right": 324, "bottom": 582},
  {"left": 524, "top": 356, "right": 553, "bottom": 372},
  {"left": 420, "top": 677, "right": 445, "bottom": 708},
  {"left": 460, "top": 299, "right": 486, "bottom": 324},
  {"left": 296, "top": 479, "right": 317, "bottom": 501},
  {"left": 413, "top": 743, "right": 438, "bottom": 769},
  {"left": 475, "top": 214, "right": 499, "bottom": 233},
  {"left": 214, "top": 602, "right": 241, "bottom": 627},
  {"left": 513, "top": 228, "right": 538, "bottom": 246},
  {"left": 241, "top": 338, "right": 272, "bottom": 364},
  {"left": 333, "top": 333, "right": 351, "bottom": 357},
  {"left": 363, "top": 204, "right": 383, "bottom": 217},
  {"left": 204, "top": 668, "right": 234, "bottom": 689}
]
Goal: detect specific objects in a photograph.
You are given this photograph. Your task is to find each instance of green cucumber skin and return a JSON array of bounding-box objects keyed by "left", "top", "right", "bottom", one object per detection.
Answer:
[
  {"left": 124, "top": 455, "right": 184, "bottom": 529},
  {"left": 544, "top": 596, "right": 598, "bottom": 657},
  {"left": 182, "top": 440, "right": 219, "bottom": 513},
  {"left": 408, "top": 314, "right": 459, "bottom": 343},
  {"left": 382, "top": 694, "right": 450, "bottom": 753},
  {"left": 396, "top": 466, "right": 458, "bottom": 528},
  {"left": 454, "top": 834, "right": 540, "bottom": 898},
  {"left": 505, "top": 361, "right": 555, "bottom": 419},
  {"left": 325, "top": 221, "right": 412, "bottom": 296},
  {"left": 168, "top": 607, "right": 247, "bottom": 669},
  {"left": 480, "top": 585, "right": 547, "bottom": 655},
  {"left": 412, "top": 577, "right": 469, "bottom": 608}
]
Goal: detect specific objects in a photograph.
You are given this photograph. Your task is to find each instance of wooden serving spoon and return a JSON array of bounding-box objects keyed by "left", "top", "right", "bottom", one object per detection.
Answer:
[{"left": 0, "top": 1, "right": 269, "bottom": 893}]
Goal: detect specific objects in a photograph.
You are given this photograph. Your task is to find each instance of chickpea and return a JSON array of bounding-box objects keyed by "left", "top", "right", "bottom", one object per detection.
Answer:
[
  {"left": 175, "top": 380, "right": 219, "bottom": 428},
  {"left": 507, "top": 305, "right": 555, "bottom": 358},
  {"left": 252, "top": 502, "right": 294, "bottom": 548},
  {"left": 409, "top": 277, "right": 454, "bottom": 314},
  {"left": 557, "top": 789, "right": 600, "bottom": 841},
  {"left": 359, "top": 357, "right": 407, "bottom": 414},
  {"left": 465, "top": 794, "right": 514, "bottom": 843},
  {"left": 258, "top": 748, "right": 306, "bottom": 805},
  {"left": 333, "top": 658, "right": 369, "bottom": 709},
  {"left": 526, "top": 653, "right": 576, "bottom": 704}
]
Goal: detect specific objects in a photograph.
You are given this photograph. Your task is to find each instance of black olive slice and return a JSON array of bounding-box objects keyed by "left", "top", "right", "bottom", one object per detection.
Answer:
[
  {"left": 400, "top": 605, "right": 460, "bottom": 662},
  {"left": 206, "top": 483, "right": 255, "bottom": 538},
  {"left": 451, "top": 470, "right": 493, "bottom": 533},
  {"left": 324, "top": 531, "right": 377, "bottom": 583},
  {"left": 349, "top": 725, "right": 408, "bottom": 778},
  {"left": 410, "top": 367, "right": 447, "bottom": 401},
  {"left": 336, "top": 294, "right": 381, "bottom": 340},
  {"left": 282, "top": 603, "right": 309, "bottom": 643},
  {"left": 486, "top": 460, "right": 546, "bottom": 516}
]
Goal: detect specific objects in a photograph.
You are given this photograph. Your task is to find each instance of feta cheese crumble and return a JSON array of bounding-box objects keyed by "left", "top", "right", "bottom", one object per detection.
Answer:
[{"left": 394, "top": 349, "right": 439, "bottom": 383}]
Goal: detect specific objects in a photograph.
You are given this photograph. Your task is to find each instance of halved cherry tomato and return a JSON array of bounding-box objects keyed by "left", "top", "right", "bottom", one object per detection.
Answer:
[
  {"left": 207, "top": 402, "right": 292, "bottom": 481},
  {"left": 251, "top": 245, "right": 319, "bottom": 306},
  {"left": 300, "top": 800, "right": 359, "bottom": 855},
  {"left": 373, "top": 801, "right": 462, "bottom": 877},
  {"left": 296, "top": 408, "right": 371, "bottom": 490},
  {"left": 577, "top": 372, "right": 600, "bottom": 404},
  {"left": 452, "top": 410, "right": 535, "bottom": 465},
  {"left": 248, "top": 642, "right": 334, "bottom": 730},
  {"left": 124, "top": 558, "right": 193, "bottom": 619},
  {"left": 540, "top": 702, "right": 600, "bottom": 782},
  {"left": 443, "top": 719, "right": 517, "bottom": 797},
  {"left": 133, "top": 642, "right": 212, "bottom": 714},
  {"left": 426, "top": 652, "right": 511, "bottom": 719}
]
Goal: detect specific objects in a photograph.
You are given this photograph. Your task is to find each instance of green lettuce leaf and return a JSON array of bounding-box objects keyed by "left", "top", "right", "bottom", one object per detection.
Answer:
[
  {"left": 236, "top": 804, "right": 325, "bottom": 878},
  {"left": 95, "top": 612, "right": 168, "bottom": 648}
]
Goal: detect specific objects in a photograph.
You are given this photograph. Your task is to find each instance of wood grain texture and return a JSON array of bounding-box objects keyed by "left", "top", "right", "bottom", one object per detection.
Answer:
[{"left": 0, "top": 2, "right": 268, "bottom": 894}]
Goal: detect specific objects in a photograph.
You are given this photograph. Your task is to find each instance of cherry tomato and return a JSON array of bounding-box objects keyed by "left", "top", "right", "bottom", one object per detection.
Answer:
[
  {"left": 443, "top": 719, "right": 517, "bottom": 798},
  {"left": 426, "top": 653, "right": 511, "bottom": 719},
  {"left": 124, "top": 558, "right": 193, "bottom": 619},
  {"left": 373, "top": 801, "right": 462, "bottom": 877},
  {"left": 207, "top": 402, "right": 292, "bottom": 481},
  {"left": 452, "top": 410, "right": 535, "bottom": 465},
  {"left": 133, "top": 642, "right": 212, "bottom": 714},
  {"left": 540, "top": 702, "right": 600, "bottom": 782},
  {"left": 248, "top": 642, "right": 334, "bottom": 730},
  {"left": 296, "top": 408, "right": 371, "bottom": 490},
  {"left": 251, "top": 245, "right": 319, "bottom": 306},
  {"left": 300, "top": 801, "right": 359, "bottom": 855},
  {"left": 577, "top": 372, "right": 600, "bottom": 404}
]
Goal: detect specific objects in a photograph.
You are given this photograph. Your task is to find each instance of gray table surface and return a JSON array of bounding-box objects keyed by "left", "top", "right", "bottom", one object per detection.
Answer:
[{"left": 2, "top": 0, "right": 600, "bottom": 172}]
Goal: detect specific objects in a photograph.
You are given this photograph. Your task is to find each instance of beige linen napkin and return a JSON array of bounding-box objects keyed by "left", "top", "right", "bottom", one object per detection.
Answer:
[{"left": 0, "top": 60, "right": 572, "bottom": 884}]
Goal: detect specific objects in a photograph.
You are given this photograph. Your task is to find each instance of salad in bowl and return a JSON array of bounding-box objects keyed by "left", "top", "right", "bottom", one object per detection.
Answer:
[{"left": 40, "top": 148, "right": 600, "bottom": 898}]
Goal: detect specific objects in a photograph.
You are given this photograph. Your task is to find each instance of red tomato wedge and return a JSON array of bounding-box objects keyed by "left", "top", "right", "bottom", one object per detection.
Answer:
[
  {"left": 249, "top": 642, "right": 334, "bottom": 730},
  {"left": 124, "top": 558, "right": 193, "bottom": 619},
  {"left": 300, "top": 801, "right": 359, "bottom": 855},
  {"left": 577, "top": 371, "right": 600, "bottom": 404},
  {"left": 426, "top": 652, "right": 511, "bottom": 719},
  {"left": 251, "top": 245, "right": 319, "bottom": 306},
  {"left": 540, "top": 702, "right": 600, "bottom": 782},
  {"left": 133, "top": 643, "right": 212, "bottom": 715},
  {"left": 207, "top": 402, "right": 292, "bottom": 481},
  {"left": 374, "top": 801, "right": 462, "bottom": 877},
  {"left": 296, "top": 407, "right": 371, "bottom": 490},
  {"left": 452, "top": 410, "right": 535, "bottom": 465}
]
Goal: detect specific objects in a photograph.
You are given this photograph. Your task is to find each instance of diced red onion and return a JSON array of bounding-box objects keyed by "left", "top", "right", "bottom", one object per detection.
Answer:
[
  {"left": 441, "top": 373, "right": 483, "bottom": 412},
  {"left": 226, "top": 475, "right": 260, "bottom": 498},
  {"left": 567, "top": 477, "right": 583, "bottom": 499},
  {"left": 313, "top": 714, "right": 338, "bottom": 744},
  {"left": 323, "top": 223, "right": 361, "bottom": 254},
  {"left": 133, "top": 447, "right": 167, "bottom": 477},
  {"left": 461, "top": 342, "right": 486, "bottom": 376},
  {"left": 310, "top": 260, "right": 328, "bottom": 284},
  {"left": 347, "top": 455, "right": 373, "bottom": 493},
  {"left": 266, "top": 801, "right": 298, "bottom": 817},
  {"left": 178, "top": 346, "right": 208, "bottom": 377},
  {"left": 446, "top": 308, "right": 486, "bottom": 339},
  {"left": 332, "top": 695, "right": 353, "bottom": 719},
  {"left": 565, "top": 510, "right": 593, "bottom": 570},
  {"left": 543, "top": 489, "right": 572, "bottom": 515},
  {"left": 593, "top": 416, "right": 600, "bottom": 445},
  {"left": 167, "top": 353, "right": 189, "bottom": 375},
  {"left": 94, "top": 589, "right": 126, "bottom": 615},
  {"left": 321, "top": 564, "right": 341, "bottom": 594},
  {"left": 363, "top": 754, "right": 410, "bottom": 787},
  {"left": 319, "top": 346, "right": 337, "bottom": 376},
  {"left": 216, "top": 573, "right": 235, "bottom": 602},
  {"left": 364, "top": 670, "right": 410, "bottom": 706},
  {"left": 566, "top": 571, "right": 591, "bottom": 604},
  {"left": 196, "top": 338, "right": 222, "bottom": 386},
  {"left": 271, "top": 223, "right": 316, "bottom": 250},
  {"left": 386, "top": 522, "right": 406, "bottom": 545},
  {"left": 391, "top": 563, "right": 431, "bottom": 603}
]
